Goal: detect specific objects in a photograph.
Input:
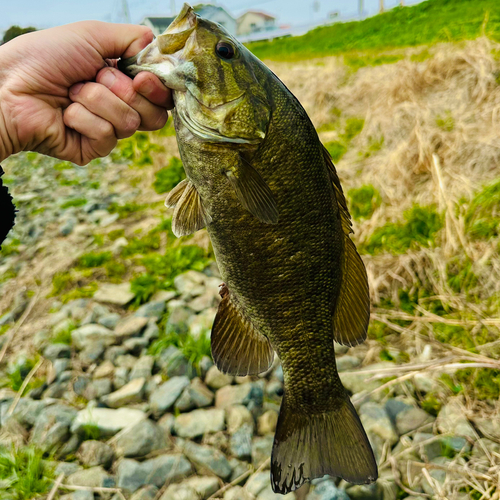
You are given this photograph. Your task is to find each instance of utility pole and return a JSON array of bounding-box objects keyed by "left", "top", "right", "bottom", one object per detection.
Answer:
[
  {"left": 400, "top": 0, "right": 404, "bottom": 5},
  {"left": 171, "top": 0, "right": 176, "bottom": 15},
  {"left": 358, "top": 0, "right": 364, "bottom": 18},
  {"left": 379, "top": 0, "right": 384, "bottom": 13}
]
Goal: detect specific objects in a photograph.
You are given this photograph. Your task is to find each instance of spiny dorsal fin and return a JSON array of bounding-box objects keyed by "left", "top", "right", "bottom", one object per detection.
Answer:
[
  {"left": 211, "top": 285, "right": 274, "bottom": 376},
  {"left": 165, "top": 178, "right": 190, "bottom": 208},
  {"left": 322, "top": 145, "right": 370, "bottom": 346},
  {"left": 322, "top": 145, "right": 352, "bottom": 236},
  {"left": 171, "top": 180, "right": 212, "bottom": 237},
  {"left": 225, "top": 157, "right": 279, "bottom": 224},
  {"left": 333, "top": 237, "right": 370, "bottom": 347}
]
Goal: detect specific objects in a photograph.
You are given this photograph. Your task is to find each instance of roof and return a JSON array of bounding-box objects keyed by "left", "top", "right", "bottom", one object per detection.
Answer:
[
  {"left": 237, "top": 10, "right": 276, "bottom": 21},
  {"left": 141, "top": 16, "right": 175, "bottom": 32},
  {"left": 193, "top": 4, "right": 235, "bottom": 21}
]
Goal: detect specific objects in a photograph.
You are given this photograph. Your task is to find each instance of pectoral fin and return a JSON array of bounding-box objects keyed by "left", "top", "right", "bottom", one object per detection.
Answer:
[
  {"left": 170, "top": 180, "right": 212, "bottom": 237},
  {"left": 164, "top": 179, "right": 189, "bottom": 208},
  {"left": 211, "top": 285, "right": 274, "bottom": 376},
  {"left": 225, "top": 158, "right": 279, "bottom": 224}
]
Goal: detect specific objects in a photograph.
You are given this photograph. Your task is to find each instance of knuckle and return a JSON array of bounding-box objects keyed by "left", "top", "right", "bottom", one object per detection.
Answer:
[
  {"left": 99, "top": 120, "right": 115, "bottom": 138},
  {"left": 150, "top": 110, "right": 168, "bottom": 131},
  {"left": 123, "top": 109, "right": 141, "bottom": 133},
  {"left": 83, "top": 84, "right": 103, "bottom": 104}
]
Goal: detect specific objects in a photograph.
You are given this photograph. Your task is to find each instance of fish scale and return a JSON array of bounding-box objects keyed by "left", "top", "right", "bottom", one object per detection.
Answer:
[{"left": 120, "top": 3, "right": 377, "bottom": 493}]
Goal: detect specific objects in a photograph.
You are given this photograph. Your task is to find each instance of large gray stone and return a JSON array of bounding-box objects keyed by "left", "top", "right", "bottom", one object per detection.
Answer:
[
  {"left": 174, "top": 408, "right": 225, "bottom": 438},
  {"left": 130, "top": 485, "right": 159, "bottom": 500},
  {"left": 71, "top": 324, "right": 115, "bottom": 350},
  {"left": 66, "top": 466, "right": 113, "bottom": 488},
  {"left": 130, "top": 356, "right": 155, "bottom": 380},
  {"left": 149, "top": 376, "right": 190, "bottom": 417},
  {"left": 77, "top": 440, "right": 114, "bottom": 468},
  {"left": 307, "top": 478, "right": 350, "bottom": 500},
  {"left": 115, "top": 316, "right": 149, "bottom": 341},
  {"left": 71, "top": 407, "right": 146, "bottom": 437},
  {"left": 246, "top": 471, "right": 269, "bottom": 497},
  {"left": 359, "top": 402, "right": 398, "bottom": 461},
  {"left": 175, "top": 378, "right": 214, "bottom": 412},
  {"left": 395, "top": 406, "right": 435, "bottom": 435},
  {"left": 135, "top": 301, "right": 166, "bottom": 318},
  {"left": 102, "top": 377, "right": 145, "bottom": 408},
  {"left": 114, "top": 419, "right": 166, "bottom": 458},
  {"left": 251, "top": 435, "right": 273, "bottom": 469},
  {"left": 205, "top": 365, "right": 233, "bottom": 390},
  {"left": 94, "top": 283, "right": 135, "bottom": 306},
  {"left": 229, "top": 423, "right": 253, "bottom": 459},
  {"left": 340, "top": 362, "right": 394, "bottom": 396},
  {"left": 226, "top": 405, "right": 254, "bottom": 434},
  {"left": 159, "top": 484, "right": 197, "bottom": 500},
  {"left": 30, "top": 404, "right": 77, "bottom": 452},
  {"left": 436, "top": 398, "right": 476, "bottom": 439},
  {"left": 215, "top": 383, "right": 263, "bottom": 409},
  {"left": 183, "top": 476, "right": 220, "bottom": 499},
  {"left": 181, "top": 440, "right": 232, "bottom": 479}
]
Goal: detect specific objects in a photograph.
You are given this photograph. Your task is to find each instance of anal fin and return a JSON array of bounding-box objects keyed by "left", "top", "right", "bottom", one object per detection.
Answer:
[
  {"left": 333, "top": 237, "right": 370, "bottom": 347},
  {"left": 211, "top": 285, "right": 274, "bottom": 376}
]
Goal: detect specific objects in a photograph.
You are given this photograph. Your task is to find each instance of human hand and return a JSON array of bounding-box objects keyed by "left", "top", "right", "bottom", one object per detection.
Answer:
[{"left": 0, "top": 21, "right": 173, "bottom": 165}]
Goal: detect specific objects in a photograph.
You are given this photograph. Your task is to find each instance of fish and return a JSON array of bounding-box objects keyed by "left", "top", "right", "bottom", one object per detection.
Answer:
[{"left": 119, "top": 4, "right": 378, "bottom": 494}]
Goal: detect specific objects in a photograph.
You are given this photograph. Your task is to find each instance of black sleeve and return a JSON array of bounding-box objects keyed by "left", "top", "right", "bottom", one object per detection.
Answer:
[{"left": 0, "top": 166, "right": 16, "bottom": 249}]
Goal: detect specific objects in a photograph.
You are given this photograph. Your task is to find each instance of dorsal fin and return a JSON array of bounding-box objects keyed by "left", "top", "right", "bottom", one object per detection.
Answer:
[
  {"left": 171, "top": 180, "right": 212, "bottom": 237},
  {"left": 322, "top": 145, "right": 370, "bottom": 347},
  {"left": 211, "top": 285, "right": 274, "bottom": 376}
]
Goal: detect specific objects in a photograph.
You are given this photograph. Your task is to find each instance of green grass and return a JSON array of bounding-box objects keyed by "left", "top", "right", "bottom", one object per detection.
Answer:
[
  {"left": 112, "top": 131, "right": 163, "bottom": 167},
  {"left": 76, "top": 251, "right": 112, "bottom": 268},
  {"left": 325, "top": 141, "right": 347, "bottom": 162},
  {"left": 436, "top": 110, "right": 455, "bottom": 131},
  {"left": 78, "top": 423, "right": 101, "bottom": 441},
  {"left": 3, "top": 357, "right": 44, "bottom": 393},
  {"left": 361, "top": 204, "right": 443, "bottom": 255},
  {"left": 60, "top": 198, "right": 87, "bottom": 209},
  {"left": 108, "top": 202, "right": 146, "bottom": 219},
  {"left": 0, "top": 446, "right": 54, "bottom": 500},
  {"left": 153, "top": 157, "right": 186, "bottom": 194},
  {"left": 348, "top": 184, "right": 382, "bottom": 220},
  {"left": 247, "top": 0, "right": 500, "bottom": 62},
  {"left": 51, "top": 321, "right": 75, "bottom": 345},
  {"left": 465, "top": 178, "right": 500, "bottom": 239}
]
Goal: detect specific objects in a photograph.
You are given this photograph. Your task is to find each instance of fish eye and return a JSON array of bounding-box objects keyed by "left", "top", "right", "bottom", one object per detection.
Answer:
[{"left": 216, "top": 41, "right": 236, "bottom": 60}]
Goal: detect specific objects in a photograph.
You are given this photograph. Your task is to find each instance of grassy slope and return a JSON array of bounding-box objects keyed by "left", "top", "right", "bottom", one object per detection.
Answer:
[{"left": 248, "top": 0, "right": 500, "bottom": 61}]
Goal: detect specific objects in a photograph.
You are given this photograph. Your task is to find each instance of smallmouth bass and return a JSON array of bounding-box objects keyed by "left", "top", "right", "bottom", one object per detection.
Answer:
[{"left": 120, "top": 4, "right": 377, "bottom": 493}]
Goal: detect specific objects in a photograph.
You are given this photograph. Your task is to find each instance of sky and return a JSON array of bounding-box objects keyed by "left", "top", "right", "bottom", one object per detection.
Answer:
[{"left": 1, "top": 0, "right": 419, "bottom": 35}]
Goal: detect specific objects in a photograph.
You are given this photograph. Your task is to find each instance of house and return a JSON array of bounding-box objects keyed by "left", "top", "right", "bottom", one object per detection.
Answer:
[
  {"left": 193, "top": 4, "right": 237, "bottom": 36},
  {"left": 140, "top": 16, "right": 176, "bottom": 36},
  {"left": 237, "top": 10, "right": 276, "bottom": 36}
]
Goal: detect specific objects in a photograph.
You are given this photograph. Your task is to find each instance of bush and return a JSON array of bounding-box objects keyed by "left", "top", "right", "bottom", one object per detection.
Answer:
[
  {"left": 348, "top": 184, "right": 382, "bottom": 220},
  {"left": 153, "top": 157, "right": 186, "bottom": 194}
]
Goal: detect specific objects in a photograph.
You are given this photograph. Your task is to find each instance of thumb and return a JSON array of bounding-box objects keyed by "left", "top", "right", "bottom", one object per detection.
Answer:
[{"left": 77, "top": 21, "right": 154, "bottom": 60}]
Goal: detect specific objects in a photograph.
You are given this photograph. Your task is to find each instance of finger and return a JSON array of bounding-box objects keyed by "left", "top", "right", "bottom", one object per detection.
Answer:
[
  {"left": 76, "top": 21, "right": 154, "bottom": 60},
  {"left": 69, "top": 81, "right": 141, "bottom": 139},
  {"left": 63, "top": 102, "right": 117, "bottom": 159},
  {"left": 133, "top": 72, "right": 175, "bottom": 110},
  {"left": 96, "top": 68, "right": 169, "bottom": 131}
]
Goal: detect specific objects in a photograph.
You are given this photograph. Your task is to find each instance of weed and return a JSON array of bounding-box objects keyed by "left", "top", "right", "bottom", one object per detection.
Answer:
[
  {"left": 79, "top": 423, "right": 101, "bottom": 441},
  {"left": 5, "top": 357, "right": 43, "bottom": 393},
  {"left": 325, "top": 141, "right": 347, "bottom": 163},
  {"left": 60, "top": 283, "right": 98, "bottom": 304},
  {"left": 51, "top": 322, "right": 75, "bottom": 345},
  {"left": 420, "top": 394, "right": 442, "bottom": 416},
  {"left": 53, "top": 161, "right": 73, "bottom": 171},
  {"left": 76, "top": 251, "right": 112, "bottom": 268},
  {"left": 131, "top": 274, "right": 159, "bottom": 305},
  {"left": 108, "top": 202, "right": 145, "bottom": 219},
  {"left": 447, "top": 257, "right": 478, "bottom": 294},
  {"left": 361, "top": 205, "right": 442, "bottom": 255},
  {"left": 344, "top": 52, "right": 405, "bottom": 70},
  {"left": 348, "top": 184, "right": 382, "bottom": 220},
  {"left": 342, "top": 117, "right": 365, "bottom": 141},
  {"left": 112, "top": 131, "right": 163, "bottom": 167},
  {"left": 108, "top": 229, "right": 125, "bottom": 241},
  {"left": 0, "top": 445, "right": 54, "bottom": 499},
  {"left": 410, "top": 49, "right": 432, "bottom": 62},
  {"left": 465, "top": 178, "right": 500, "bottom": 239},
  {"left": 122, "top": 232, "right": 161, "bottom": 257},
  {"left": 0, "top": 239, "right": 21, "bottom": 257},
  {"left": 60, "top": 198, "right": 87, "bottom": 209},
  {"left": 436, "top": 111, "right": 455, "bottom": 131},
  {"left": 153, "top": 157, "right": 186, "bottom": 194},
  {"left": 51, "top": 272, "right": 74, "bottom": 296}
]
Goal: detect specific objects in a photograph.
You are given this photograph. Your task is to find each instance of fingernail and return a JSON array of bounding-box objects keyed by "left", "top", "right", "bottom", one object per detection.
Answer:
[
  {"left": 141, "top": 79, "right": 154, "bottom": 94},
  {"left": 100, "top": 70, "right": 116, "bottom": 89},
  {"left": 70, "top": 83, "right": 84, "bottom": 95}
]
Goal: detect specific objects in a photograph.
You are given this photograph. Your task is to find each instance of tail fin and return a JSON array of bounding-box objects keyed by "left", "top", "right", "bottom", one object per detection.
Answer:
[{"left": 270, "top": 393, "right": 377, "bottom": 494}]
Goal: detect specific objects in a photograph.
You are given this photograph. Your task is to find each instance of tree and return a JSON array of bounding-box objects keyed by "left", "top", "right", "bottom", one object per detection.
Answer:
[
  {"left": 379, "top": 0, "right": 384, "bottom": 13},
  {"left": 2, "top": 26, "right": 37, "bottom": 44}
]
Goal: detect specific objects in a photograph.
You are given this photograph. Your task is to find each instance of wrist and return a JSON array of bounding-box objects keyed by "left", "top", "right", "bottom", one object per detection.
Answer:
[{"left": 0, "top": 90, "right": 14, "bottom": 163}]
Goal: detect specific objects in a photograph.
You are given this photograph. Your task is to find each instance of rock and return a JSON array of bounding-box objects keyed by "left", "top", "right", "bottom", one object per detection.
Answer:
[
  {"left": 257, "top": 485, "right": 295, "bottom": 500},
  {"left": 94, "top": 283, "right": 135, "bottom": 306},
  {"left": 229, "top": 423, "right": 253, "bottom": 459},
  {"left": 157, "top": 345, "right": 192, "bottom": 378},
  {"left": 226, "top": 405, "right": 254, "bottom": 434},
  {"left": 79, "top": 342, "right": 106, "bottom": 365},
  {"left": 117, "top": 454, "right": 192, "bottom": 492},
  {"left": 395, "top": 406, "right": 435, "bottom": 435},
  {"left": 359, "top": 402, "right": 398, "bottom": 461},
  {"left": 413, "top": 432, "right": 471, "bottom": 460},
  {"left": 215, "top": 383, "right": 263, "bottom": 409},
  {"left": 385, "top": 398, "right": 412, "bottom": 425},
  {"left": 115, "top": 316, "right": 148, "bottom": 341},
  {"left": 114, "top": 419, "right": 166, "bottom": 458},
  {"left": 252, "top": 435, "right": 274, "bottom": 468},
  {"left": 135, "top": 301, "right": 166, "bottom": 318},
  {"left": 150, "top": 376, "right": 190, "bottom": 417},
  {"left": 472, "top": 437, "right": 500, "bottom": 459},
  {"left": 188, "top": 308, "right": 216, "bottom": 338},
  {"left": 60, "top": 217, "right": 77, "bottom": 236},
  {"left": 229, "top": 457, "right": 250, "bottom": 481},
  {"left": 307, "top": 478, "right": 350, "bottom": 500},
  {"left": 71, "top": 324, "right": 115, "bottom": 350},
  {"left": 6, "top": 397, "right": 48, "bottom": 427},
  {"left": 94, "top": 360, "right": 115, "bottom": 379},
  {"left": 123, "top": 337, "right": 149, "bottom": 354},
  {"left": 158, "top": 413, "right": 175, "bottom": 435},
  {"left": 165, "top": 305, "right": 192, "bottom": 335},
  {"left": 246, "top": 471, "right": 269, "bottom": 496},
  {"left": 93, "top": 378, "right": 113, "bottom": 398},
  {"left": 130, "top": 485, "right": 159, "bottom": 500},
  {"left": 421, "top": 457, "right": 457, "bottom": 496},
  {"left": 205, "top": 365, "right": 234, "bottom": 390},
  {"left": 183, "top": 476, "right": 220, "bottom": 499},
  {"left": 160, "top": 484, "right": 197, "bottom": 500},
  {"left": 66, "top": 466, "right": 113, "bottom": 488},
  {"left": 175, "top": 377, "right": 214, "bottom": 412},
  {"left": 181, "top": 440, "right": 232, "bottom": 479},
  {"left": 130, "top": 356, "right": 155, "bottom": 380},
  {"left": 99, "top": 313, "right": 121, "bottom": 329},
  {"left": 57, "top": 433, "right": 81, "bottom": 459},
  {"left": 174, "top": 408, "right": 225, "bottom": 438},
  {"left": 436, "top": 398, "right": 476, "bottom": 439},
  {"left": 61, "top": 492, "right": 94, "bottom": 500},
  {"left": 199, "top": 356, "right": 214, "bottom": 378},
  {"left": 174, "top": 270, "right": 206, "bottom": 296},
  {"left": 55, "top": 461, "right": 82, "bottom": 477},
  {"left": 346, "top": 483, "right": 383, "bottom": 500},
  {"left": 113, "top": 367, "right": 130, "bottom": 390},
  {"left": 71, "top": 407, "right": 146, "bottom": 437},
  {"left": 258, "top": 410, "right": 278, "bottom": 435},
  {"left": 151, "top": 290, "right": 178, "bottom": 303},
  {"left": 340, "top": 362, "right": 394, "bottom": 396},
  {"left": 116, "top": 354, "right": 138, "bottom": 369},
  {"left": 413, "top": 373, "right": 438, "bottom": 393},
  {"left": 30, "top": 404, "right": 77, "bottom": 452},
  {"left": 188, "top": 291, "right": 218, "bottom": 312},
  {"left": 224, "top": 486, "right": 253, "bottom": 500},
  {"left": 143, "top": 321, "right": 160, "bottom": 342},
  {"left": 474, "top": 417, "right": 500, "bottom": 440},
  {"left": 77, "top": 440, "right": 114, "bottom": 468},
  {"left": 336, "top": 355, "right": 361, "bottom": 372},
  {"left": 102, "top": 377, "right": 145, "bottom": 408}
]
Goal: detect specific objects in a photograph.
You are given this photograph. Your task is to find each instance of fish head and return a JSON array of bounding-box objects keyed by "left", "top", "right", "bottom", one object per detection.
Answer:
[{"left": 119, "top": 3, "right": 270, "bottom": 145}]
